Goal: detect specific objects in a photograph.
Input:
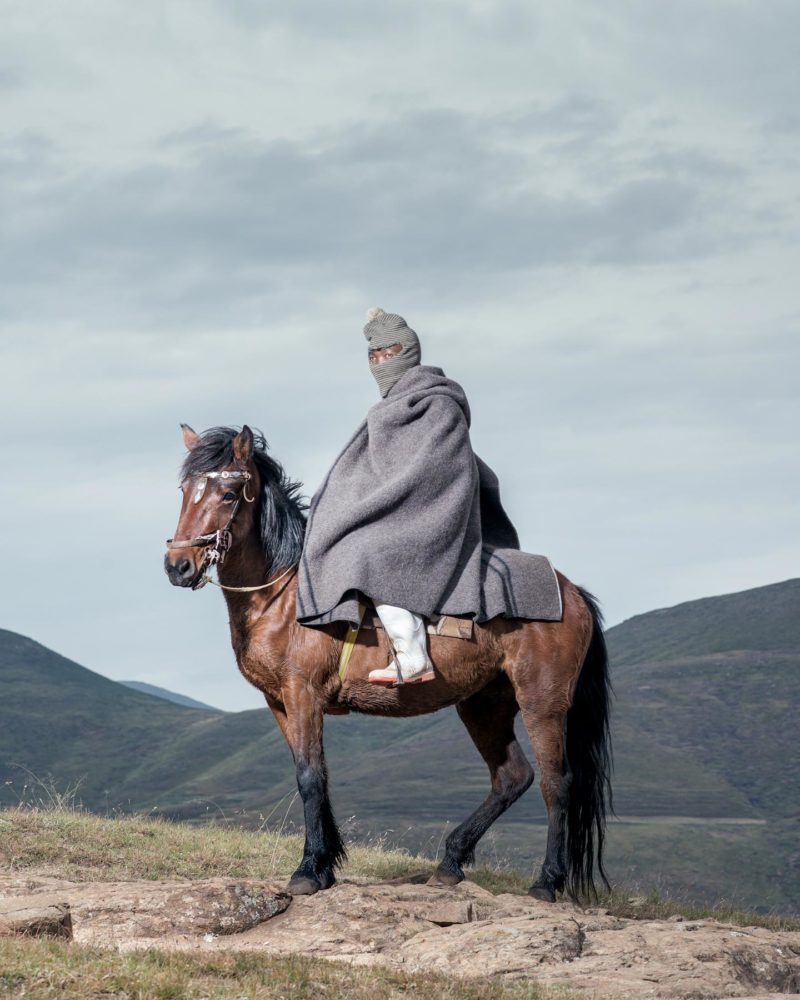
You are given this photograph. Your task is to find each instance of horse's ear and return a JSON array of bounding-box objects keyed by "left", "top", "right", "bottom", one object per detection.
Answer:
[
  {"left": 233, "top": 425, "right": 254, "bottom": 463},
  {"left": 181, "top": 423, "right": 199, "bottom": 450}
]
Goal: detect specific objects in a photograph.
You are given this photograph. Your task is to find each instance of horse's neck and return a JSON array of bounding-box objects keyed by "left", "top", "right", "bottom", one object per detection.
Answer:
[{"left": 217, "top": 538, "right": 295, "bottom": 676}]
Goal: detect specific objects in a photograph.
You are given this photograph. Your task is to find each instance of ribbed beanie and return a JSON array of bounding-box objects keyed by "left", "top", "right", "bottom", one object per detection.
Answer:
[{"left": 363, "top": 308, "right": 421, "bottom": 397}]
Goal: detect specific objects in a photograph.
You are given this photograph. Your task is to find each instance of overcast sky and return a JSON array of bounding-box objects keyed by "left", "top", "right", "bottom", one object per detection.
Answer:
[{"left": 1, "top": 1, "right": 797, "bottom": 710}]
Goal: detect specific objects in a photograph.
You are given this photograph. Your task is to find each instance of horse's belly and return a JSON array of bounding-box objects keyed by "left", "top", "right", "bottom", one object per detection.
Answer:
[{"left": 338, "top": 667, "right": 500, "bottom": 718}]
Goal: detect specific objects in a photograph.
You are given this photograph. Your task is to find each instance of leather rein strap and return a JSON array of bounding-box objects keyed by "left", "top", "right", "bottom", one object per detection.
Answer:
[
  {"left": 203, "top": 563, "right": 297, "bottom": 593},
  {"left": 338, "top": 600, "right": 367, "bottom": 681},
  {"left": 166, "top": 470, "right": 297, "bottom": 592}
]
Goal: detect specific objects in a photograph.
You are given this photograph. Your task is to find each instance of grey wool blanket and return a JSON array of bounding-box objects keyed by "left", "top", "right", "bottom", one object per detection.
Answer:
[{"left": 296, "top": 365, "right": 562, "bottom": 627}]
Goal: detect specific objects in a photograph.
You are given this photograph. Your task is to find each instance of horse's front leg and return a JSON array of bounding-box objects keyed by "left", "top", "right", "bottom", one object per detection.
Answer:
[{"left": 269, "top": 684, "right": 347, "bottom": 895}]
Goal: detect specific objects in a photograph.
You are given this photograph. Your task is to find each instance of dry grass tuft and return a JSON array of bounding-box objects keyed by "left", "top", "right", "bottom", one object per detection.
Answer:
[
  {"left": 594, "top": 888, "right": 800, "bottom": 933},
  {"left": 0, "top": 806, "right": 421, "bottom": 884},
  {"left": 0, "top": 806, "right": 525, "bottom": 897}
]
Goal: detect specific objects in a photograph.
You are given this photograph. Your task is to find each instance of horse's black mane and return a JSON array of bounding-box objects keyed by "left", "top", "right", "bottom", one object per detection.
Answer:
[{"left": 181, "top": 426, "right": 307, "bottom": 572}]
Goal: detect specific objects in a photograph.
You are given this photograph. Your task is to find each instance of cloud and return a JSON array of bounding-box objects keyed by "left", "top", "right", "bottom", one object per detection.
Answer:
[
  {"left": 217, "top": 0, "right": 537, "bottom": 37},
  {"left": 0, "top": 102, "right": 755, "bottom": 333},
  {"left": 0, "top": 66, "right": 20, "bottom": 90},
  {"left": 509, "top": 94, "right": 618, "bottom": 140},
  {"left": 624, "top": 1, "right": 800, "bottom": 115}
]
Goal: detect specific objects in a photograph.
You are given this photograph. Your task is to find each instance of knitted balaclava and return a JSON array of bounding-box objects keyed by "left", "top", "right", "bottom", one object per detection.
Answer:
[{"left": 363, "top": 308, "right": 421, "bottom": 397}]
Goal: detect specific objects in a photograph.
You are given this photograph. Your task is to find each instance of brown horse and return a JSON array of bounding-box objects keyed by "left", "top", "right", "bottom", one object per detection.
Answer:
[{"left": 165, "top": 424, "right": 612, "bottom": 901}]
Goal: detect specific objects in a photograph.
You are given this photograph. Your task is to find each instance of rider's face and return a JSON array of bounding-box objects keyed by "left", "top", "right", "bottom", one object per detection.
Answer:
[{"left": 368, "top": 343, "right": 403, "bottom": 365}]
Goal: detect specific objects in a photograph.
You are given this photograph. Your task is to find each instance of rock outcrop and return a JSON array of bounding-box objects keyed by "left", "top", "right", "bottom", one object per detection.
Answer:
[
  {"left": 1, "top": 874, "right": 798, "bottom": 997},
  {"left": 0, "top": 898, "right": 72, "bottom": 939},
  {"left": 0, "top": 878, "right": 290, "bottom": 947}
]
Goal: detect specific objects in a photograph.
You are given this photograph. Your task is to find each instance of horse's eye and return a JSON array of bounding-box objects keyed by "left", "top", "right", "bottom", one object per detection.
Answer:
[{"left": 222, "top": 491, "right": 237, "bottom": 502}]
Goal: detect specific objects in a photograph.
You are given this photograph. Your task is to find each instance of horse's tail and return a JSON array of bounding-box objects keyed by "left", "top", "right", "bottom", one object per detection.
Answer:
[{"left": 564, "top": 587, "right": 613, "bottom": 899}]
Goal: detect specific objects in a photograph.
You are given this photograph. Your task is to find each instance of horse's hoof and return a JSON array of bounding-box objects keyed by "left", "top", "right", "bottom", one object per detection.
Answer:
[
  {"left": 288, "top": 876, "right": 321, "bottom": 896},
  {"left": 528, "top": 885, "right": 556, "bottom": 903},
  {"left": 427, "top": 867, "right": 464, "bottom": 887}
]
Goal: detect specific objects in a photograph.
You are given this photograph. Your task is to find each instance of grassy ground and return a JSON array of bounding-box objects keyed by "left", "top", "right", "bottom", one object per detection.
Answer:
[
  {"left": 0, "top": 806, "right": 527, "bottom": 894},
  {"left": 0, "top": 941, "right": 555, "bottom": 1000},
  {"left": 0, "top": 809, "right": 557, "bottom": 999},
  {"left": 2, "top": 807, "right": 798, "bottom": 932},
  {"left": 2, "top": 808, "right": 799, "bottom": 998}
]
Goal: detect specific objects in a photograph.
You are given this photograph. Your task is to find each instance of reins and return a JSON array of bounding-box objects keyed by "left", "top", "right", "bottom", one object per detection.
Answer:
[
  {"left": 201, "top": 563, "right": 297, "bottom": 592},
  {"left": 166, "top": 469, "right": 297, "bottom": 593}
]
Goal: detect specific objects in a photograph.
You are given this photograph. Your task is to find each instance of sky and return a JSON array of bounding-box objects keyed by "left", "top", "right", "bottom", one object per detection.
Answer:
[{"left": 1, "top": 1, "right": 797, "bottom": 710}]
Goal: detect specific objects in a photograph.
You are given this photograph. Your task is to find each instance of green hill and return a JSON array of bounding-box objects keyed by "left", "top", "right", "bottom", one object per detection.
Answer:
[
  {"left": 606, "top": 580, "right": 799, "bottom": 822},
  {"left": 607, "top": 577, "right": 800, "bottom": 665},
  {"left": 120, "top": 681, "right": 219, "bottom": 712},
  {"left": 1, "top": 577, "right": 798, "bottom": 913}
]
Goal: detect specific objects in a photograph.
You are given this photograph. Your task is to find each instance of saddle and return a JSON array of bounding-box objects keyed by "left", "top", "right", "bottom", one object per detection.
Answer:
[{"left": 361, "top": 603, "right": 474, "bottom": 640}]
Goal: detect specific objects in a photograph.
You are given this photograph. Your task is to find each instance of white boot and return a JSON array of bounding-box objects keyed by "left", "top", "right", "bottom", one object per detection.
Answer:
[{"left": 368, "top": 604, "right": 435, "bottom": 685}]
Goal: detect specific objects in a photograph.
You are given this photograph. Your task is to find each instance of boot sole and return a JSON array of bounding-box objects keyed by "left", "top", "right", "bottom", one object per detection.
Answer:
[{"left": 368, "top": 670, "right": 436, "bottom": 686}]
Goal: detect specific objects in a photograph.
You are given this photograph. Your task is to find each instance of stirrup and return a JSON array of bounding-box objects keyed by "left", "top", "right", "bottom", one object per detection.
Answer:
[{"left": 368, "top": 658, "right": 435, "bottom": 687}]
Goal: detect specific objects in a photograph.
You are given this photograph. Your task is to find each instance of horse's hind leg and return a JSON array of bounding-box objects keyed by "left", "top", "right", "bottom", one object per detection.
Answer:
[
  {"left": 511, "top": 588, "right": 604, "bottom": 902},
  {"left": 429, "top": 675, "right": 534, "bottom": 886},
  {"left": 517, "top": 700, "right": 571, "bottom": 902}
]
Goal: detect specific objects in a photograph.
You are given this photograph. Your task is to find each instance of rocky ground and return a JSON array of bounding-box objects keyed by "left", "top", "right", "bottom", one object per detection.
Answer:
[{"left": 1, "top": 872, "right": 798, "bottom": 998}]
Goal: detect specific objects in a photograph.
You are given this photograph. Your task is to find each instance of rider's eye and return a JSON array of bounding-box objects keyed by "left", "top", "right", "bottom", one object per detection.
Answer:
[{"left": 222, "top": 491, "right": 237, "bottom": 502}]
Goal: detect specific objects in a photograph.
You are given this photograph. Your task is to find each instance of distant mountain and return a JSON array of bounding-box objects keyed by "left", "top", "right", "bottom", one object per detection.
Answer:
[
  {"left": 0, "top": 628, "right": 287, "bottom": 816},
  {"left": 606, "top": 579, "right": 800, "bottom": 819},
  {"left": 120, "top": 681, "right": 220, "bottom": 713},
  {"left": 1, "top": 577, "right": 798, "bottom": 913},
  {"left": 608, "top": 577, "right": 800, "bottom": 665}
]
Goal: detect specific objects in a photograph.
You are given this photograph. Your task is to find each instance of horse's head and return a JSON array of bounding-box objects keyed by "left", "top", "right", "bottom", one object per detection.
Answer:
[{"left": 165, "top": 423, "right": 259, "bottom": 589}]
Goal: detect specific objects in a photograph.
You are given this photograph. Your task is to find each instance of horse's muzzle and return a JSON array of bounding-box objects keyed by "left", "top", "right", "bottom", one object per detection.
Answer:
[{"left": 164, "top": 551, "right": 202, "bottom": 588}]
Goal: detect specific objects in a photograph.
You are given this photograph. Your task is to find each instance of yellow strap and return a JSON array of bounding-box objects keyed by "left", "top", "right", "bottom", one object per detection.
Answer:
[{"left": 338, "top": 601, "right": 366, "bottom": 681}]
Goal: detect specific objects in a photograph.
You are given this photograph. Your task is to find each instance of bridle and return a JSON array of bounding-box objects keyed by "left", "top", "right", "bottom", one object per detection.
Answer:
[{"left": 166, "top": 469, "right": 296, "bottom": 593}]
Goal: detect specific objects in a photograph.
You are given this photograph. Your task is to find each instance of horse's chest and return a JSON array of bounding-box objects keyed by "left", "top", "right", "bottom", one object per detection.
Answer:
[{"left": 233, "top": 629, "right": 282, "bottom": 694}]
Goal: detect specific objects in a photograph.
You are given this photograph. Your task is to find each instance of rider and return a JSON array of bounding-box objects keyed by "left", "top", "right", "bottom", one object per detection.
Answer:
[
  {"left": 363, "top": 309, "right": 435, "bottom": 685},
  {"left": 296, "top": 307, "right": 527, "bottom": 686}
]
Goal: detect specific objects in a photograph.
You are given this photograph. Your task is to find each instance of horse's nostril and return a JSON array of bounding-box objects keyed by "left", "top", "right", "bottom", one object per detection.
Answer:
[{"left": 177, "top": 558, "right": 193, "bottom": 576}]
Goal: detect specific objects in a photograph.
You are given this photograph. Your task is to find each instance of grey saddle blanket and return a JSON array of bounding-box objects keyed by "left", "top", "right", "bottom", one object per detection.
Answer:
[{"left": 478, "top": 547, "right": 562, "bottom": 622}]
